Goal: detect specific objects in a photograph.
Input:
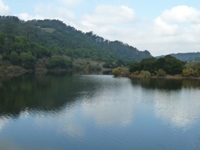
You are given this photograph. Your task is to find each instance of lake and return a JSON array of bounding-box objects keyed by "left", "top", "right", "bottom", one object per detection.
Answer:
[{"left": 0, "top": 74, "right": 200, "bottom": 150}]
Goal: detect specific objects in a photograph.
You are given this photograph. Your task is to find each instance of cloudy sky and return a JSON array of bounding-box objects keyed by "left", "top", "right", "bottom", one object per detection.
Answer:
[{"left": 0, "top": 0, "right": 200, "bottom": 56}]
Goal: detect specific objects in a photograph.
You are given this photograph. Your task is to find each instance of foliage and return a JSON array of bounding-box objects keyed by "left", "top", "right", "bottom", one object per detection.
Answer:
[
  {"left": 47, "top": 56, "right": 72, "bottom": 69},
  {"left": 10, "top": 51, "right": 20, "bottom": 65},
  {"left": 140, "top": 58, "right": 157, "bottom": 73},
  {"left": 0, "top": 16, "right": 152, "bottom": 67},
  {"left": 158, "top": 55, "right": 183, "bottom": 75},
  {"left": 182, "top": 68, "right": 191, "bottom": 77},
  {"left": 182, "top": 62, "right": 200, "bottom": 77},
  {"left": 140, "top": 70, "right": 151, "bottom": 78},
  {"left": 129, "top": 62, "right": 140, "bottom": 73},
  {"left": 156, "top": 69, "right": 166, "bottom": 76},
  {"left": 112, "top": 67, "right": 129, "bottom": 77},
  {"left": 129, "top": 55, "right": 184, "bottom": 75},
  {"left": 20, "top": 52, "right": 36, "bottom": 69}
]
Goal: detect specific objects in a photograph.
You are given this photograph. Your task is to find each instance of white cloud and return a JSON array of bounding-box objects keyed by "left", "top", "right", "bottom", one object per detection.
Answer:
[
  {"left": 0, "top": 0, "right": 9, "bottom": 15},
  {"left": 35, "top": 3, "right": 76, "bottom": 20},
  {"left": 160, "top": 5, "right": 200, "bottom": 24},
  {"left": 82, "top": 5, "right": 136, "bottom": 27},
  {"left": 17, "top": 13, "right": 34, "bottom": 21},
  {"left": 17, "top": 2, "right": 77, "bottom": 26},
  {"left": 154, "top": 17, "right": 179, "bottom": 36}
]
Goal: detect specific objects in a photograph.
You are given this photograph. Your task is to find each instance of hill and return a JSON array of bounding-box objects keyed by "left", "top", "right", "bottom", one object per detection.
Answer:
[
  {"left": 0, "top": 16, "right": 152, "bottom": 70},
  {"left": 158, "top": 52, "right": 200, "bottom": 62},
  {"left": 170, "top": 52, "right": 200, "bottom": 62}
]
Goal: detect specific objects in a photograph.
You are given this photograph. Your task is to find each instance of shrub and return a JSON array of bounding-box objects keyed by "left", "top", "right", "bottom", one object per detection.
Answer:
[
  {"left": 156, "top": 69, "right": 166, "bottom": 76},
  {"left": 140, "top": 70, "right": 151, "bottom": 78},
  {"left": 182, "top": 68, "right": 191, "bottom": 77},
  {"left": 20, "top": 52, "right": 36, "bottom": 69},
  {"left": 112, "top": 67, "right": 129, "bottom": 77},
  {"left": 112, "top": 67, "right": 122, "bottom": 77},
  {"left": 47, "top": 56, "right": 72, "bottom": 69}
]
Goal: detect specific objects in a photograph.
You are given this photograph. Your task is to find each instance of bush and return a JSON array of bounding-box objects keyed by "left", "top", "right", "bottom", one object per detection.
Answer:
[
  {"left": 156, "top": 69, "right": 166, "bottom": 76},
  {"left": 20, "top": 52, "right": 36, "bottom": 69},
  {"left": 112, "top": 67, "right": 129, "bottom": 77},
  {"left": 10, "top": 51, "right": 20, "bottom": 65},
  {"left": 140, "top": 70, "right": 151, "bottom": 78},
  {"left": 112, "top": 67, "right": 122, "bottom": 77},
  {"left": 182, "top": 68, "right": 191, "bottom": 77},
  {"left": 47, "top": 56, "right": 72, "bottom": 69}
]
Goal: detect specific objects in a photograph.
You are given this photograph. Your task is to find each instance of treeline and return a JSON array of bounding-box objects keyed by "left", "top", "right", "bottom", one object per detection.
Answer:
[
  {"left": 0, "top": 16, "right": 152, "bottom": 73},
  {"left": 129, "top": 55, "right": 184, "bottom": 76},
  {"left": 127, "top": 55, "right": 200, "bottom": 78}
]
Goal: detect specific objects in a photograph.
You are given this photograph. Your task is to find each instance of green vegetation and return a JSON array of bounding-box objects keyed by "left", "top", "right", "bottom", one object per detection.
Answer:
[
  {"left": 47, "top": 56, "right": 72, "bottom": 69},
  {"left": 156, "top": 69, "right": 166, "bottom": 77},
  {"left": 112, "top": 67, "right": 129, "bottom": 77},
  {"left": 0, "top": 16, "right": 152, "bottom": 76},
  {"left": 182, "top": 62, "right": 200, "bottom": 77},
  {"left": 129, "top": 55, "right": 184, "bottom": 77}
]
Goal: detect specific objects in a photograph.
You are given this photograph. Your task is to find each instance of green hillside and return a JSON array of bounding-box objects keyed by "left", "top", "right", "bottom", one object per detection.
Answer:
[{"left": 0, "top": 16, "right": 152, "bottom": 74}]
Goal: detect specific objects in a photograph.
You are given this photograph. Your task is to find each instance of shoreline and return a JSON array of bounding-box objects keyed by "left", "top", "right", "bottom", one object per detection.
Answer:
[{"left": 129, "top": 74, "right": 200, "bottom": 80}]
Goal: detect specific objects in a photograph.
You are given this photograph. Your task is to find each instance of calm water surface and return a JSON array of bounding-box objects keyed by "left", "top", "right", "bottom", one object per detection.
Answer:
[{"left": 0, "top": 75, "right": 200, "bottom": 150}]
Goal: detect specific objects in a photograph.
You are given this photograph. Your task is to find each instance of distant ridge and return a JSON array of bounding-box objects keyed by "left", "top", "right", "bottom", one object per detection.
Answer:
[{"left": 158, "top": 52, "right": 200, "bottom": 62}]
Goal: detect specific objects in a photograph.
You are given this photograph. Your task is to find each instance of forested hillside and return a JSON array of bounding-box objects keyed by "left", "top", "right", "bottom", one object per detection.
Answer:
[{"left": 0, "top": 16, "right": 152, "bottom": 73}]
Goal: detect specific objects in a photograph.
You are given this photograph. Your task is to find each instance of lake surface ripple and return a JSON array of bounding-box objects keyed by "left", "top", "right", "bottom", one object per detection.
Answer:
[{"left": 0, "top": 75, "right": 200, "bottom": 150}]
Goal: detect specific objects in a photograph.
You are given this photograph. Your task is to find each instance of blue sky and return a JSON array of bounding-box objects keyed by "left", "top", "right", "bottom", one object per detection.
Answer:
[{"left": 1, "top": 0, "right": 200, "bottom": 56}]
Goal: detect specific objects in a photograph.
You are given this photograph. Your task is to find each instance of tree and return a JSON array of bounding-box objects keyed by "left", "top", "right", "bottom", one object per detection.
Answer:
[
  {"left": 10, "top": 51, "right": 20, "bottom": 65},
  {"left": 20, "top": 51, "right": 36, "bottom": 69},
  {"left": 156, "top": 69, "right": 166, "bottom": 76},
  {"left": 140, "top": 70, "right": 151, "bottom": 78},
  {"left": 47, "top": 56, "right": 72, "bottom": 69},
  {"left": 140, "top": 58, "right": 157, "bottom": 73},
  {"left": 129, "top": 62, "right": 140, "bottom": 73},
  {"left": 156, "top": 55, "right": 183, "bottom": 75},
  {"left": 112, "top": 67, "right": 129, "bottom": 77},
  {"left": 163, "top": 55, "right": 183, "bottom": 74}
]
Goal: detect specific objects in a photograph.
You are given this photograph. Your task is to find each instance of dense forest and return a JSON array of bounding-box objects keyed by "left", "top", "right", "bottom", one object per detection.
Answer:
[{"left": 0, "top": 16, "right": 152, "bottom": 75}]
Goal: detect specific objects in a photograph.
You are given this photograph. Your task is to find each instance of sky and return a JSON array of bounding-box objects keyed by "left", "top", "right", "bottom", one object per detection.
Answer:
[{"left": 0, "top": 0, "right": 200, "bottom": 56}]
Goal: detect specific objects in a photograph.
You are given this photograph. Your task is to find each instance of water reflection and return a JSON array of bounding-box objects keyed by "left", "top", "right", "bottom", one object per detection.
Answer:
[
  {"left": 0, "top": 117, "right": 9, "bottom": 131},
  {"left": 154, "top": 89, "right": 200, "bottom": 130},
  {"left": 132, "top": 78, "right": 200, "bottom": 90},
  {"left": 131, "top": 78, "right": 182, "bottom": 90},
  {"left": 130, "top": 78, "right": 200, "bottom": 130},
  {"left": 0, "top": 75, "right": 85, "bottom": 117},
  {"left": 0, "top": 75, "right": 200, "bottom": 149},
  {"left": 35, "top": 107, "right": 84, "bottom": 138},
  {"left": 81, "top": 76, "right": 136, "bottom": 126}
]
